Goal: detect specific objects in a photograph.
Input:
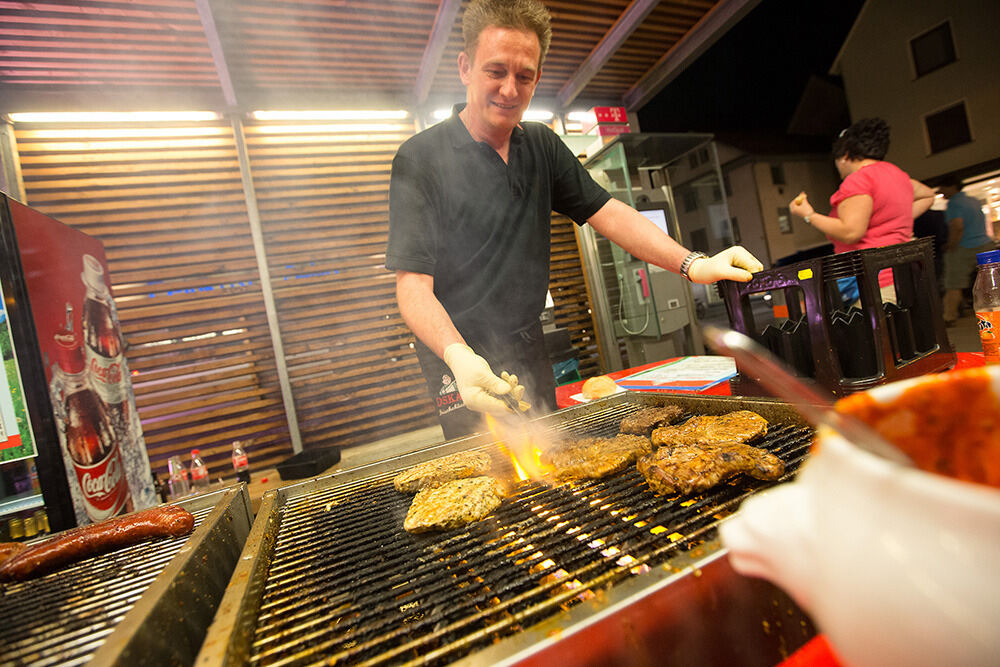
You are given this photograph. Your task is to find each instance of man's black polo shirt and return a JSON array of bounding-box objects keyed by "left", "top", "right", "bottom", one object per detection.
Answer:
[{"left": 386, "top": 105, "right": 610, "bottom": 342}]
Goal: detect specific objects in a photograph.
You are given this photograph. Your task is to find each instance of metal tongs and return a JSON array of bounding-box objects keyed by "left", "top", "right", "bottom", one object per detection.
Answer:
[
  {"left": 702, "top": 325, "right": 913, "bottom": 466},
  {"left": 493, "top": 370, "right": 531, "bottom": 419}
]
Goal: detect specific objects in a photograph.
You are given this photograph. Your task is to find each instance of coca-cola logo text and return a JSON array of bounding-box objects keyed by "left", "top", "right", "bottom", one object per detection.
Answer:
[
  {"left": 89, "top": 356, "right": 123, "bottom": 385},
  {"left": 81, "top": 455, "right": 124, "bottom": 500}
]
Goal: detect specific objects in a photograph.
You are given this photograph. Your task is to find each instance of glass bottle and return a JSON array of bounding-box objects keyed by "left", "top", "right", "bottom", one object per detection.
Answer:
[
  {"left": 167, "top": 455, "right": 190, "bottom": 499},
  {"left": 232, "top": 440, "right": 250, "bottom": 484},
  {"left": 189, "top": 449, "right": 210, "bottom": 489}
]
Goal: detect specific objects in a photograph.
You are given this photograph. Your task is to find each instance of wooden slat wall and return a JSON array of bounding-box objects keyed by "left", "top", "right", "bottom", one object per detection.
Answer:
[
  {"left": 241, "top": 116, "right": 439, "bottom": 449},
  {"left": 550, "top": 213, "right": 601, "bottom": 379},
  {"left": 13, "top": 118, "right": 293, "bottom": 482},
  {"left": 11, "top": 114, "right": 602, "bottom": 481}
]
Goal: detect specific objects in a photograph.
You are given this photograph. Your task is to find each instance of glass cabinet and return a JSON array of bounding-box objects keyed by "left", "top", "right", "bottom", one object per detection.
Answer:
[{"left": 578, "top": 133, "right": 734, "bottom": 371}]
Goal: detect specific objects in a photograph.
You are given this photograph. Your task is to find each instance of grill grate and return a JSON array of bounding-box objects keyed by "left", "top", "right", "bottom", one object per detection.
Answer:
[
  {"left": 248, "top": 400, "right": 814, "bottom": 666},
  {"left": 0, "top": 504, "right": 212, "bottom": 666}
]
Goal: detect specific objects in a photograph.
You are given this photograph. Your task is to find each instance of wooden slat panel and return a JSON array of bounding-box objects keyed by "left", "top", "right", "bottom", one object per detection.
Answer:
[
  {"left": 244, "top": 115, "right": 438, "bottom": 450},
  {"left": 11, "top": 111, "right": 604, "bottom": 480},
  {"left": 15, "top": 117, "right": 295, "bottom": 483},
  {"left": 549, "top": 213, "right": 601, "bottom": 379}
]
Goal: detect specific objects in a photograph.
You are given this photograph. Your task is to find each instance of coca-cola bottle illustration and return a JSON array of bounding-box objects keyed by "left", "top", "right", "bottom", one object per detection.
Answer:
[
  {"left": 51, "top": 304, "right": 132, "bottom": 522},
  {"left": 80, "top": 254, "right": 128, "bottom": 427}
]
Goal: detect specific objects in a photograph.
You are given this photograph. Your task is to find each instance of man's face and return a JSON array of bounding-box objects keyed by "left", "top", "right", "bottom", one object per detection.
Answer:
[{"left": 459, "top": 25, "right": 542, "bottom": 138}]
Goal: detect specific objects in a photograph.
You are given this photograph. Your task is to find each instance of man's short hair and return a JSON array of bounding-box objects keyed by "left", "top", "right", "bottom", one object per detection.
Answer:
[{"left": 462, "top": 0, "right": 553, "bottom": 65}]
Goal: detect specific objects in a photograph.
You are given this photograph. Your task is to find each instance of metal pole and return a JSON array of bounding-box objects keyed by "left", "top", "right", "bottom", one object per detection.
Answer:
[
  {"left": 0, "top": 120, "right": 26, "bottom": 202},
  {"left": 230, "top": 115, "right": 304, "bottom": 453}
]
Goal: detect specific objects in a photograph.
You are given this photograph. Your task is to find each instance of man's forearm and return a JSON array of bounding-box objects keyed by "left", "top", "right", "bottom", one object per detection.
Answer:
[
  {"left": 588, "top": 198, "right": 689, "bottom": 272},
  {"left": 395, "top": 270, "right": 464, "bottom": 359}
]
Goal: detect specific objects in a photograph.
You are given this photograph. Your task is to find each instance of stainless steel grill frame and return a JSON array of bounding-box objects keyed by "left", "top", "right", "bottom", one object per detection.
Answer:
[
  {"left": 0, "top": 485, "right": 253, "bottom": 666},
  {"left": 199, "top": 393, "right": 817, "bottom": 666}
]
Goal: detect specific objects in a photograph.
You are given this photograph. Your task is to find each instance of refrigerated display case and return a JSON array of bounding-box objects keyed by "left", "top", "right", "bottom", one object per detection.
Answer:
[{"left": 0, "top": 192, "right": 156, "bottom": 532}]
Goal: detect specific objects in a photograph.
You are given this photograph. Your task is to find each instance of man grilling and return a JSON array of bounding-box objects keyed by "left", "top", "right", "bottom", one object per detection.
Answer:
[{"left": 386, "top": 0, "right": 762, "bottom": 440}]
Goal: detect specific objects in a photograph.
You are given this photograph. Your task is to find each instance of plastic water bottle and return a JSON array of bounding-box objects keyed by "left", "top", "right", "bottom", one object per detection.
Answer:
[
  {"left": 232, "top": 440, "right": 251, "bottom": 484},
  {"left": 189, "top": 449, "right": 210, "bottom": 489},
  {"left": 973, "top": 249, "right": 1000, "bottom": 364},
  {"left": 167, "top": 455, "right": 190, "bottom": 499}
]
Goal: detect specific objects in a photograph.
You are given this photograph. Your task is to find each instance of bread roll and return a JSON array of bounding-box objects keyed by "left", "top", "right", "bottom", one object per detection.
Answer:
[{"left": 582, "top": 375, "right": 618, "bottom": 399}]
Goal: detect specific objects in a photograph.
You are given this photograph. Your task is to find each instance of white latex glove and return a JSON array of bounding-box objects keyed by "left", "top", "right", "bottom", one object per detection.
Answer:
[
  {"left": 686, "top": 246, "right": 764, "bottom": 284},
  {"left": 500, "top": 371, "right": 530, "bottom": 412},
  {"left": 444, "top": 343, "right": 524, "bottom": 416}
]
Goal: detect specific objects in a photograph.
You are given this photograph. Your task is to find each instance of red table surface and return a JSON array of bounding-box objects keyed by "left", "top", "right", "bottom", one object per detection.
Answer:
[
  {"left": 556, "top": 352, "right": 985, "bottom": 409},
  {"left": 557, "top": 351, "right": 985, "bottom": 666}
]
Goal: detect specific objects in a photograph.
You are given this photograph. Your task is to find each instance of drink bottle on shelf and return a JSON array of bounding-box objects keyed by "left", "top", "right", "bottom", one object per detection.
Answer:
[
  {"left": 973, "top": 250, "right": 1000, "bottom": 365},
  {"left": 232, "top": 440, "right": 250, "bottom": 484},
  {"left": 167, "top": 455, "right": 190, "bottom": 499},
  {"left": 189, "top": 449, "right": 210, "bottom": 489}
]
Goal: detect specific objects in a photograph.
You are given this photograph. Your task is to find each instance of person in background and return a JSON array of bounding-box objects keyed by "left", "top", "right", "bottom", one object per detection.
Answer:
[
  {"left": 789, "top": 118, "right": 936, "bottom": 304},
  {"left": 386, "top": 0, "right": 763, "bottom": 440},
  {"left": 938, "top": 175, "right": 994, "bottom": 325}
]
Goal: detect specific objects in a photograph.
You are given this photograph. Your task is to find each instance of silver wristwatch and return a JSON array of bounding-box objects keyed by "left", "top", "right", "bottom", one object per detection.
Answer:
[{"left": 679, "top": 251, "right": 708, "bottom": 282}]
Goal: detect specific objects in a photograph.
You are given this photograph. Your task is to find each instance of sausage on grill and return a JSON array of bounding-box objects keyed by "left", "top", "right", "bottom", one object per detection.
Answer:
[
  {"left": 0, "top": 542, "right": 26, "bottom": 566},
  {"left": 0, "top": 505, "right": 195, "bottom": 582}
]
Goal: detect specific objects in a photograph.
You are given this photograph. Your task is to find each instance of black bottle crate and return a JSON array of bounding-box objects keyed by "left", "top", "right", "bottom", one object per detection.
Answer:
[{"left": 717, "top": 238, "right": 956, "bottom": 397}]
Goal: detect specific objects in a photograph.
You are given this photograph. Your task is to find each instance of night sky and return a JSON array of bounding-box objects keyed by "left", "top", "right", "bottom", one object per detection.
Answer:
[{"left": 637, "top": 0, "right": 866, "bottom": 134}]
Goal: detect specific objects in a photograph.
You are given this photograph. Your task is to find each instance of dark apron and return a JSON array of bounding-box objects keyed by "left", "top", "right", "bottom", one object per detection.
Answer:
[{"left": 414, "top": 319, "right": 557, "bottom": 440}]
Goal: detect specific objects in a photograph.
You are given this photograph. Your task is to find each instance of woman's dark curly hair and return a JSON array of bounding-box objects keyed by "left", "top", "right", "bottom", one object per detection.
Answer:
[{"left": 831, "top": 117, "right": 891, "bottom": 161}]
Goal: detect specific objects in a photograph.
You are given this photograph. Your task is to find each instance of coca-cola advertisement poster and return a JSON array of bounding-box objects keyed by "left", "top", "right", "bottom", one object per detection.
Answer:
[{"left": 9, "top": 199, "right": 156, "bottom": 525}]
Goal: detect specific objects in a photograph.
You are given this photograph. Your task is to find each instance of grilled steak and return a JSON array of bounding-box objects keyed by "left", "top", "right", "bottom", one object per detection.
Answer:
[
  {"left": 651, "top": 410, "right": 768, "bottom": 447},
  {"left": 637, "top": 442, "right": 785, "bottom": 496},
  {"left": 619, "top": 405, "right": 685, "bottom": 436},
  {"left": 393, "top": 450, "right": 492, "bottom": 494},
  {"left": 543, "top": 434, "right": 652, "bottom": 481},
  {"left": 403, "top": 476, "right": 505, "bottom": 533}
]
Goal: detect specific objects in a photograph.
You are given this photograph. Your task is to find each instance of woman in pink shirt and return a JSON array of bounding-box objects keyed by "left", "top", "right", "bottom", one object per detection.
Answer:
[{"left": 790, "top": 118, "right": 936, "bottom": 303}]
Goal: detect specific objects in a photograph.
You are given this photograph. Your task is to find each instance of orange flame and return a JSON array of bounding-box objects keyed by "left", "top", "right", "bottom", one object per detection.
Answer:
[{"left": 485, "top": 413, "right": 555, "bottom": 483}]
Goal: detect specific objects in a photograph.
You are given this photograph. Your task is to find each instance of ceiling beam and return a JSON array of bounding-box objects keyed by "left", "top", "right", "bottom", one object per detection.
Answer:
[
  {"left": 556, "top": 0, "right": 660, "bottom": 110},
  {"left": 414, "top": 0, "right": 463, "bottom": 107},
  {"left": 623, "top": 0, "right": 762, "bottom": 111},
  {"left": 195, "top": 0, "right": 238, "bottom": 109}
]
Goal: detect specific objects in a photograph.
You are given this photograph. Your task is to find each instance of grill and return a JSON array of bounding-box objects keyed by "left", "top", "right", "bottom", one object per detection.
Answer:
[
  {"left": 200, "top": 394, "right": 817, "bottom": 666},
  {"left": 0, "top": 485, "right": 253, "bottom": 666}
]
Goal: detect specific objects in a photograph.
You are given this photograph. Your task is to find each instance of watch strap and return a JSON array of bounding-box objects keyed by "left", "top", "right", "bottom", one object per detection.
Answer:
[{"left": 679, "top": 251, "right": 708, "bottom": 282}]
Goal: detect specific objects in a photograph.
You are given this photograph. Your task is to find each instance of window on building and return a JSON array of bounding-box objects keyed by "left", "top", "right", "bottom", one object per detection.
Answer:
[
  {"left": 730, "top": 216, "right": 741, "bottom": 243},
  {"left": 711, "top": 184, "right": 722, "bottom": 202},
  {"left": 682, "top": 187, "right": 699, "bottom": 212},
  {"left": 698, "top": 147, "right": 710, "bottom": 165},
  {"left": 910, "top": 21, "right": 956, "bottom": 78},
  {"left": 770, "top": 164, "right": 785, "bottom": 186},
  {"left": 723, "top": 173, "right": 732, "bottom": 197},
  {"left": 925, "top": 101, "right": 972, "bottom": 154},
  {"left": 777, "top": 206, "right": 792, "bottom": 234},
  {"left": 689, "top": 153, "right": 699, "bottom": 170}
]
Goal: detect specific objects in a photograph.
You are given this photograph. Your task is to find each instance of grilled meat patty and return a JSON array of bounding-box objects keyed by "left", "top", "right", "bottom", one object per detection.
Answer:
[
  {"left": 619, "top": 405, "right": 685, "bottom": 436},
  {"left": 637, "top": 442, "right": 785, "bottom": 496},
  {"left": 651, "top": 410, "right": 768, "bottom": 447},
  {"left": 393, "top": 450, "right": 492, "bottom": 494},
  {"left": 543, "top": 434, "right": 653, "bottom": 481},
  {"left": 403, "top": 476, "right": 505, "bottom": 533}
]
